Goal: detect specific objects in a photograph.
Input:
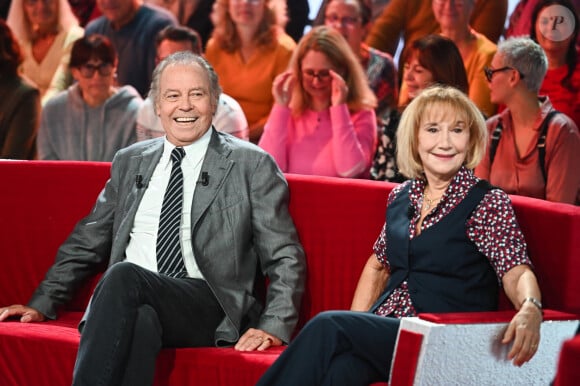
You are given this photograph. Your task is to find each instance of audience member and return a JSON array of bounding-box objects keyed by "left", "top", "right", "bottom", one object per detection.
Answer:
[
  {"left": 0, "top": 52, "right": 306, "bottom": 385},
  {"left": 6, "top": 0, "right": 84, "bottom": 104},
  {"left": 323, "top": 0, "right": 398, "bottom": 127},
  {"left": 0, "top": 19, "right": 40, "bottom": 159},
  {"left": 476, "top": 37, "right": 580, "bottom": 205},
  {"left": 530, "top": 0, "right": 580, "bottom": 127},
  {"left": 365, "top": 0, "right": 507, "bottom": 71},
  {"left": 38, "top": 35, "right": 142, "bottom": 161},
  {"left": 85, "top": 0, "right": 177, "bottom": 97},
  {"left": 371, "top": 34, "right": 468, "bottom": 182},
  {"left": 259, "top": 26, "right": 377, "bottom": 178},
  {"left": 401, "top": 0, "right": 496, "bottom": 117},
  {"left": 257, "top": 85, "right": 543, "bottom": 386},
  {"left": 205, "top": 0, "right": 296, "bottom": 142},
  {"left": 137, "top": 25, "right": 249, "bottom": 141}
]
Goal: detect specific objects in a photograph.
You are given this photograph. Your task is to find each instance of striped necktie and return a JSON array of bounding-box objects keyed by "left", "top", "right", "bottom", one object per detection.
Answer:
[{"left": 156, "top": 147, "right": 187, "bottom": 278}]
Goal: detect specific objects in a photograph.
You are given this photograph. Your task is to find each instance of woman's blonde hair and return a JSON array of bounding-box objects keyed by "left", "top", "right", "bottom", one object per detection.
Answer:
[
  {"left": 210, "top": 0, "right": 287, "bottom": 53},
  {"left": 7, "top": 0, "right": 79, "bottom": 42},
  {"left": 288, "top": 25, "right": 377, "bottom": 115},
  {"left": 396, "top": 86, "right": 487, "bottom": 179}
]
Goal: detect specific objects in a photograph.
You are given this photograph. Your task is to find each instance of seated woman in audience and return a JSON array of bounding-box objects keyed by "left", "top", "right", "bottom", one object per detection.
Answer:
[
  {"left": 0, "top": 19, "right": 40, "bottom": 159},
  {"left": 530, "top": 0, "right": 580, "bottom": 127},
  {"left": 322, "top": 0, "right": 398, "bottom": 128},
  {"left": 257, "top": 85, "right": 543, "bottom": 386},
  {"left": 371, "top": 34, "right": 468, "bottom": 181},
  {"left": 38, "top": 35, "right": 143, "bottom": 161},
  {"left": 476, "top": 37, "right": 580, "bottom": 205},
  {"left": 398, "top": 0, "right": 496, "bottom": 117},
  {"left": 205, "top": 0, "right": 295, "bottom": 143},
  {"left": 6, "top": 0, "right": 84, "bottom": 104},
  {"left": 259, "top": 26, "right": 377, "bottom": 178}
]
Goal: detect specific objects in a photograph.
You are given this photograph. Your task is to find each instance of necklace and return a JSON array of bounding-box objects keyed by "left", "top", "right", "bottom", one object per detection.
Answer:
[{"left": 422, "top": 192, "right": 442, "bottom": 211}]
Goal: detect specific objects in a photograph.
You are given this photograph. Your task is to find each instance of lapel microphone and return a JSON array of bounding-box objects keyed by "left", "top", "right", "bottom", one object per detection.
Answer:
[
  {"left": 136, "top": 175, "right": 144, "bottom": 189},
  {"left": 200, "top": 172, "right": 209, "bottom": 186}
]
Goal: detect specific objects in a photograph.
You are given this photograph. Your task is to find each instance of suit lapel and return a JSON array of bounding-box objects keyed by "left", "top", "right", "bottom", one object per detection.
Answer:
[
  {"left": 191, "top": 130, "right": 234, "bottom": 230},
  {"left": 111, "top": 140, "right": 164, "bottom": 262}
]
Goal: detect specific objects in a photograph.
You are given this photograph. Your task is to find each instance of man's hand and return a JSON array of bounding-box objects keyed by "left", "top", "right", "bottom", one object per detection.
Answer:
[
  {"left": 0, "top": 305, "right": 45, "bottom": 323},
  {"left": 502, "top": 303, "right": 542, "bottom": 366},
  {"left": 234, "top": 328, "right": 282, "bottom": 352}
]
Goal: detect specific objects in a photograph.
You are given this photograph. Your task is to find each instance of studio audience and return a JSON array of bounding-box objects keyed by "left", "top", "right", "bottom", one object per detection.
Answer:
[
  {"left": 259, "top": 26, "right": 377, "bottom": 178},
  {"left": 0, "top": 18, "right": 40, "bottom": 159},
  {"left": 475, "top": 37, "right": 580, "bottom": 205},
  {"left": 6, "top": 0, "right": 84, "bottom": 104},
  {"left": 205, "top": 0, "right": 296, "bottom": 143},
  {"left": 38, "top": 35, "right": 142, "bottom": 161},
  {"left": 365, "top": 0, "right": 507, "bottom": 70}
]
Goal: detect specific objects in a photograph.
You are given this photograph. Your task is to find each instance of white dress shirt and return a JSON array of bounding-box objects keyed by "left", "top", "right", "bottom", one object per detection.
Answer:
[{"left": 124, "top": 129, "right": 211, "bottom": 279}]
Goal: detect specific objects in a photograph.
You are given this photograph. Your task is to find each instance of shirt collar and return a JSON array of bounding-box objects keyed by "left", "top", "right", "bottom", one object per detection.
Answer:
[{"left": 161, "top": 128, "right": 212, "bottom": 168}]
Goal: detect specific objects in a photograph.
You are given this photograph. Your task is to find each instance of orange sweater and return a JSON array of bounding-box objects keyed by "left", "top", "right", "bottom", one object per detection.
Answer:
[{"left": 205, "top": 33, "right": 296, "bottom": 142}]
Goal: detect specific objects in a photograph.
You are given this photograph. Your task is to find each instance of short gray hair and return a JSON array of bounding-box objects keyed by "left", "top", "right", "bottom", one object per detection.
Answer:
[
  {"left": 497, "top": 37, "right": 547, "bottom": 93},
  {"left": 148, "top": 51, "right": 222, "bottom": 113}
]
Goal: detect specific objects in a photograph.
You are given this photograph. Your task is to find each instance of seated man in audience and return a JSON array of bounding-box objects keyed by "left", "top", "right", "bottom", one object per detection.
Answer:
[
  {"left": 0, "top": 52, "right": 306, "bottom": 386},
  {"left": 85, "top": 0, "right": 177, "bottom": 97},
  {"left": 137, "top": 25, "right": 249, "bottom": 141}
]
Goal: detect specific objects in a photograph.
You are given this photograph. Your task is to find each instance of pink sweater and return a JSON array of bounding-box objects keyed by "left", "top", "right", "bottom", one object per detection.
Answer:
[{"left": 259, "top": 104, "right": 377, "bottom": 178}]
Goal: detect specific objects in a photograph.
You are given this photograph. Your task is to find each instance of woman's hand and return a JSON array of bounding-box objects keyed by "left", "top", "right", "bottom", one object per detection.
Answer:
[
  {"left": 330, "top": 70, "right": 348, "bottom": 106},
  {"left": 272, "top": 71, "right": 295, "bottom": 107},
  {"left": 502, "top": 302, "right": 542, "bottom": 366}
]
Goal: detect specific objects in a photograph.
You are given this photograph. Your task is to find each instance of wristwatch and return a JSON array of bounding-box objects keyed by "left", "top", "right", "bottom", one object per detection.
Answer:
[{"left": 522, "top": 297, "right": 543, "bottom": 311}]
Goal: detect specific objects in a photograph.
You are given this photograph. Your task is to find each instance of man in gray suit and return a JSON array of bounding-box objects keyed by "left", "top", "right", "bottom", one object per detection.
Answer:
[{"left": 0, "top": 52, "right": 306, "bottom": 385}]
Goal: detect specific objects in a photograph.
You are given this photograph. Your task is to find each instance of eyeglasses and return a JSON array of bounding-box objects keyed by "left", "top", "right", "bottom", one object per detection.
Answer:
[
  {"left": 483, "top": 66, "right": 525, "bottom": 82},
  {"left": 325, "top": 14, "right": 360, "bottom": 28},
  {"left": 78, "top": 63, "right": 114, "bottom": 78},
  {"left": 302, "top": 69, "right": 332, "bottom": 82}
]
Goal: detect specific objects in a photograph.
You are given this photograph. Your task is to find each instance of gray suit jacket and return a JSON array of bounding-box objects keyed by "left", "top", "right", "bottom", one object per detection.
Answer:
[{"left": 28, "top": 129, "right": 306, "bottom": 344}]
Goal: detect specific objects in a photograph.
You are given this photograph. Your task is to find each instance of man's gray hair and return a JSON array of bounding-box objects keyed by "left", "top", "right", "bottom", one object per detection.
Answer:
[
  {"left": 148, "top": 51, "right": 222, "bottom": 113},
  {"left": 497, "top": 37, "right": 547, "bottom": 93}
]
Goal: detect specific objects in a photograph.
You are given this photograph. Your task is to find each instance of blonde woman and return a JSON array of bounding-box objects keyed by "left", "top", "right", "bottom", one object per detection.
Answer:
[
  {"left": 205, "top": 0, "right": 294, "bottom": 142},
  {"left": 7, "top": 0, "right": 84, "bottom": 104},
  {"left": 259, "top": 26, "right": 377, "bottom": 178},
  {"left": 258, "top": 85, "right": 542, "bottom": 386}
]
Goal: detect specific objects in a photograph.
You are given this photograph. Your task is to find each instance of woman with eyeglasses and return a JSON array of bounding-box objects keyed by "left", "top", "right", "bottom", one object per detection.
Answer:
[
  {"left": 258, "top": 26, "right": 377, "bottom": 178},
  {"left": 205, "top": 0, "right": 295, "bottom": 143},
  {"left": 530, "top": 0, "right": 580, "bottom": 128},
  {"left": 37, "top": 35, "right": 143, "bottom": 161},
  {"left": 6, "top": 0, "right": 84, "bottom": 104},
  {"left": 475, "top": 37, "right": 580, "bottom": 205}
]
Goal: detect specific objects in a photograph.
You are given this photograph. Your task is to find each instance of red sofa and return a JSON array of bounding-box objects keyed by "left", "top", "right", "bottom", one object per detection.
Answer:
[{"left": 0, "top": 160, "right": 579, "bottom": 386}]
